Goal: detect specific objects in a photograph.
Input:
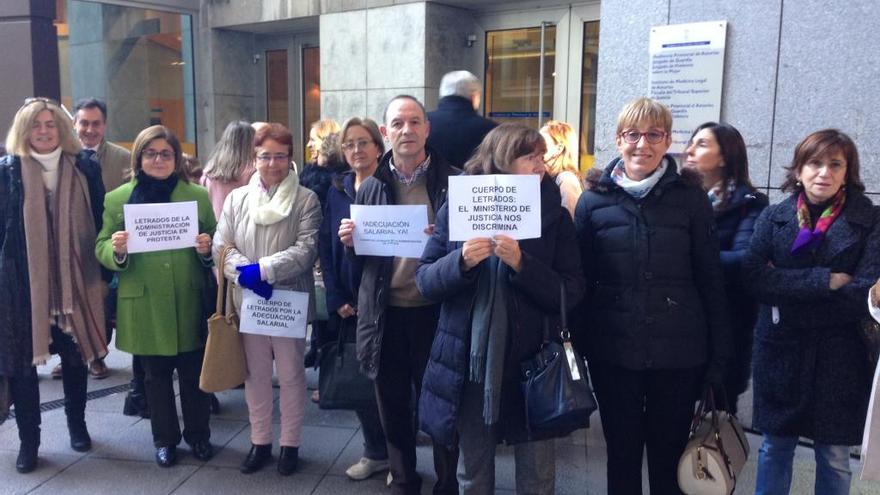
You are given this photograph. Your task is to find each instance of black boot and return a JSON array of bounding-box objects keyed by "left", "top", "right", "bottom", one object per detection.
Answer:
[
  {"left": 277, "top": 446, "right": 299, "bottom": 476},
  {"left": 123, "top": 358, "right": 151, "bottom": 418},
  {"left": 62, "top": 358, "right": 91, "bottom": 452},
  {"left": 67, "top": 419, "right": 92, "bottom": 452},
  {"left": 16, "top": 442, "right": 38, "bottom": 473},
  {"left": 240, "top": 444, "right": 272, "bottom": 474}
]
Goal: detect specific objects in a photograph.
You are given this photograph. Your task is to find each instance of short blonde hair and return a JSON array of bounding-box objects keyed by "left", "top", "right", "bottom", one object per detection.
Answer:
[
  {"left": 310, "top": 119, "right": 340, "bottom": 140},
  {"left": 5, "top": 98, "right": 82, "bottom": 157},
  {"left": 540, "top": 120, "right": 579, "bottom": 178},
  {"left": 616, "top": 97, "right": 672, "bottom": 135}
]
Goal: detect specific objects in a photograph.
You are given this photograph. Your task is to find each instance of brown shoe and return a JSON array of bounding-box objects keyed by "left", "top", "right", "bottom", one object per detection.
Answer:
[
  {"left": 89, "top": 359, "right": 109, "bottom": 379},
  {"left": 51, "top": 363, "right": 63, "bottom": 380}
]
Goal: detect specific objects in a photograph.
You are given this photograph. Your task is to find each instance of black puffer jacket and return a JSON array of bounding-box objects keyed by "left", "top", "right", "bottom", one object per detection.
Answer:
[
  {"left": 0, "top": 153, "right": 105, "bottom": 376},
  {"left": 573, "top": 157, "right": 731, "bottom": 377},
  {"left": 416, "top": 177, "right": 585, "bottom": 447}
]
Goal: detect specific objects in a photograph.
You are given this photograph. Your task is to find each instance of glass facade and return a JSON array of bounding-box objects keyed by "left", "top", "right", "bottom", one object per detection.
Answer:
[
  {"left": 266, "top": 49, "right": 289, "bottom": 129},
  {"left": 484, "top": 27, "right": 556, "bottom": 130},
  {"left": 301, "top": 46, "right": 321, "bottom": 163},
  {"left": 579, "top": 21, "right": 600, "bottom": 171},
  {"left": 55, "top": 0, "right": 197, "bottom": 154}
]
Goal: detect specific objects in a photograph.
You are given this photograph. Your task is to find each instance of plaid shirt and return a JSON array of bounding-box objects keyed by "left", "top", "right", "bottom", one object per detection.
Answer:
[{"left": 389, "top": 155, "right": 432, "bottom": 186}]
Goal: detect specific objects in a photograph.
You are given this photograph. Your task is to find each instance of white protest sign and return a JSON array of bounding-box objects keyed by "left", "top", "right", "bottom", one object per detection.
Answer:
[
  {"left": 448, "top": 174, "right": 541, "bottom": 242},
  {"left": 648, "top": 21, "right": 727, "bottom": 153},
  {"left": 123, "top": 201, "right": 198, "bottom": 253},
  {"left": 350, "top": 204, "right": 429, "bottom": 258},
  {"left": 239, "top": 289, "right": 309, "bottom": 338}
]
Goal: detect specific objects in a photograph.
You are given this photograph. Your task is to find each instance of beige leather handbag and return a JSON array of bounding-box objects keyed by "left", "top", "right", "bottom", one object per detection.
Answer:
[{"left": 678, "top": 388, "right": 750, "bottom": 495}]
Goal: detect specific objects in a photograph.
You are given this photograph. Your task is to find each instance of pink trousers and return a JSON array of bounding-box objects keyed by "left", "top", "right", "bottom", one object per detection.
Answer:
[{"left": 242, "top": 333, "right": 306, "bottom": 447}]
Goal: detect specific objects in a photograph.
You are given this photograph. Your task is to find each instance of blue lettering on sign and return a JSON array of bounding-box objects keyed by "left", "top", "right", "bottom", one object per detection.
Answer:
[
  {"left": 661, "top": 41, "right": 711, "bottom": 48},
  {"left": 487, "top": 112, "right": 552, "bottom": 118}
]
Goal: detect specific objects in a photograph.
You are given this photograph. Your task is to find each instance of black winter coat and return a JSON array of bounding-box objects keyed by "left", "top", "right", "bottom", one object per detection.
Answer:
[
  {"left": 300, "top": 161, "right": 348, "bottom": 209},
  {"left": 426, "top": 96, "right": 498, "bottom": 168},
  {"left": 714, "top": 184, "right": 768, "bottom": 398},
  {"left": 744, "top": 192, "right": 879, "bottom": 445},
  {"left": 0, "top": 153, "right": 105, "bottom": 376},
  {"left": 574, "top": 157, "right": 731, "bottom": 377},
  {"left": 350, "top": 148, "right": 458, "bottom": 378},
  {"left": 319, "top": 172, "right": 361, "bottom": 314},
  {"left": 416, "top": 176, "right": 585, "bottom": 447}
]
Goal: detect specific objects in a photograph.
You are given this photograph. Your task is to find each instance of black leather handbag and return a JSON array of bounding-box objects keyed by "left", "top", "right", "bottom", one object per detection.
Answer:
[
  {"left": 520, "top": 282, "right": 597, "bottom": 435},
  {"left": 318, "top": 316, "right": 376, "bottom": 410}
]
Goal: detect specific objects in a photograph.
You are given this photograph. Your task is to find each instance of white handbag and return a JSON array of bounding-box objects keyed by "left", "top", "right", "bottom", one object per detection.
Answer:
[{"left": 678, "top": 388, "right": 750, "bottom": 495}]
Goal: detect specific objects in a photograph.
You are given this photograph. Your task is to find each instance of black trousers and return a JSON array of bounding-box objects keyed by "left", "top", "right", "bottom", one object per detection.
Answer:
[
  {"left": 590, "top": 362, "right": 701, "bottom": 495},
  {"left": 11, "top": 327, "right": 89, "bottom": 448},
  {"left": 374, "top": 305, "right": 458, "bottom": 495},
  {"left": 140, "top": 348, "right": 210, "bottom": 448}
]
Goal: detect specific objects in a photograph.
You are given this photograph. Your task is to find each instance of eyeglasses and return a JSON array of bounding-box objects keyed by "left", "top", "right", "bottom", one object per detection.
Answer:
[
  {"left": 256, "top": 154, "right": 290, "bottom": 164},
  {"left": 142, "top": 150, "right": 175, "bottom": 162},
  {"left": 620, "top": 130, "right": 667, "bottom": 145},
  {"left": 341, "top": 139, "right": 373, "bottom": 152}
]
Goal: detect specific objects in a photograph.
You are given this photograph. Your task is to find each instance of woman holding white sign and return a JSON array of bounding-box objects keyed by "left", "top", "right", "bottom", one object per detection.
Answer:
[
  {"left": 213, "top": 122, "right": 322, "bottom": 476},
  {"left": 416, "top": 123, "right": 585, "bottom": 494},
  {"left": 319, "top": 117, "right": 390, "bottom": 480},
  {"left": 96, "top": 125, "right": 217, "bottom": 468},
  {"left": 0, "top": 97, "right": 108, "bottom": 473}
]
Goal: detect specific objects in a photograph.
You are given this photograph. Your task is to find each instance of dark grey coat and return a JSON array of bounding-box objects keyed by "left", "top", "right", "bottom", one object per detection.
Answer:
[
  {"left": 349, "top": 148, "right": 458, "bottom": 378},
  {"left": 744, "top": 192, "right": 880, "bottom": 445}
]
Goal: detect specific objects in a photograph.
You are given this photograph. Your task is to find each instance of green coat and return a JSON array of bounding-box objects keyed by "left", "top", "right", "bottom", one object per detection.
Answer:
[{"left": 95, "top": 180, "right": 217, "bottom": 356}]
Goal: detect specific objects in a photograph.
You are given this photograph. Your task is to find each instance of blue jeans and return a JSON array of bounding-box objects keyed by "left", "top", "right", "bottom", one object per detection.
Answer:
[{"left": 755, "top": 434, "right": 852, "bottom": 495}]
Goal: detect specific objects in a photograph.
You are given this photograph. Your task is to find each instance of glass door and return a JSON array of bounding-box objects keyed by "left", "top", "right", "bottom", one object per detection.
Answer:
[
  {"left": 301, "top": 46, "right": 320, "bottom": 163},
  {"left": 484, "top": 26, "right": 556, "bottom": 130}
]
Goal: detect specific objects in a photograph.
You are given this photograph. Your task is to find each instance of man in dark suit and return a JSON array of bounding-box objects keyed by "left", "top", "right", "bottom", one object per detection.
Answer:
[{"left": 426, "top": 71, "right": 497, "bottom": 168}]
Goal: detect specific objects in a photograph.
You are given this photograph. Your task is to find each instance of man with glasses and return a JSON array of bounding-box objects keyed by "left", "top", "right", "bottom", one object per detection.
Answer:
[
  {"left": 426, "top": 71, "right": 497, "bottom": 168},
  {"left": 339, "top": 95, "right": 459, "bottom": 495}
]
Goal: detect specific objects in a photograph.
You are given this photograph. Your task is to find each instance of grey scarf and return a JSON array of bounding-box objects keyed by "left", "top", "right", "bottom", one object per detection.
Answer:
[{"left": 469, "top": 255, "right": 510, "bottom": 425}]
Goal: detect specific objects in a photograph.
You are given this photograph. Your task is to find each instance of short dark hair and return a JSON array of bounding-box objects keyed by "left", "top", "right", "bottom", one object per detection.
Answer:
[
  {"left": 253, "top": 122, "right": 294, "bottom": 157},
  {"left": 382, "top": 95, "right": 427, "bottom": 124},
  {"left": 73, "top": 97, "right": 108, "bottom": 121},
  {"left": 131, "top": 125, "right": 186, "bottom": 182},
  {"left": 780, "top": 129, "right": 863, "bottom": 195}
]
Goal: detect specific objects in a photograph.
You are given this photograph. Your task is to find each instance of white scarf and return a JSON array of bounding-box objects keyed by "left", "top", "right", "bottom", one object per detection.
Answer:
[
  {"left": 611, "top": 157, "right": 669, "bottom": 199},
  {"left": 30, "top": 147, "right": 63, "bottom": 192},
  {"left": 248, "top": 167, "right": 299, "bottom": 225}
]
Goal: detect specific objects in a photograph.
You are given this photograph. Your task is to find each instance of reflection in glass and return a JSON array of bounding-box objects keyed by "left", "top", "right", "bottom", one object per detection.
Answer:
[
  {"left": 484, "top": 27, "right": 556, "bottom": 130},
  {"left": 266, "top": 49, "right": 289, "bottom": 128},
  {"left": 301, "top": 46, "right": 321, "bottom": 163},
  {"left": 55, "top": 0, "right": 196, "bottom": 154},
  {"left": 579, "top": 21, "right": 600, "bottom": 171}
]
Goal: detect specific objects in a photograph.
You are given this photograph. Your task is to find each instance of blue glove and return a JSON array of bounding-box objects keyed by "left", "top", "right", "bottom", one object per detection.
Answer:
[
  {"left": 253, "top": 280, "right": 274, "bottom": 300},
  {"left": 236, "top": 263, "right": 262, "bottom": 290}
]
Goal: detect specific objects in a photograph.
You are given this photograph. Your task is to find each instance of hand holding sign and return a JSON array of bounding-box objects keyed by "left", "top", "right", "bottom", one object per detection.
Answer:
[
  {"left": 195, "top": 233, "right": 212, "bottom": 256},
  {"left": 493, "top": 234, "right": 522, "bottom": 272},
  {"left": 339, "top": 218, "right": 355, "bottom": 247},
  {"left": 461, "top": 237, "right": 493, "bottom": 270},
  {"left": 111, "top": 231, "right": 130, "bottom": 255}
]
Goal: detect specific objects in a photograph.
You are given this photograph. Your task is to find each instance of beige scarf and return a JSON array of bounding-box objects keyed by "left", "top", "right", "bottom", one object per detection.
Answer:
[
  {"left": 21, "top": 154, "right": 107, "bottom": 365},
  {"left": 248, "top": 167, "right": 300, "bottom": 226}
]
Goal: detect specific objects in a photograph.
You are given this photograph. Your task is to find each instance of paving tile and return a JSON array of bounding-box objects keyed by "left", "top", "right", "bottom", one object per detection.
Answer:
[
  {"left": 172, "top": 465, "right": 321, "bottom": 494},
  {"left": 0, "top": 408, "right": 140, "bottom": 455},
  {"left": 89, "top": 417, "right": 246, "bottom": 465},
  {"left": 310, "top": 473, "right": 390, "bottom": 494},
  {"left": 28, "top": 457, "right": 198, "bottom": 495},
  {"left": 0, "top": 451, "right": 81, "bottom": 495}
]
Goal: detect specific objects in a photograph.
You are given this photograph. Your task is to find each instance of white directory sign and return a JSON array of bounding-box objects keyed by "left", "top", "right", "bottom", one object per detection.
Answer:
[
  {"left": 123, "top": 201, "right": 198, "bottom": 253},
  {"left": 649, "top": 21, "right": 727, "bottom": 153},
  {"left": 239, "top": 289, "right": 309, "bottom": 338},
  {"left": 448, "top": 174, "right": 541, "bottom": 242},
  {"left": 350, "top": 204, "right": 429, "bottom": 258}
]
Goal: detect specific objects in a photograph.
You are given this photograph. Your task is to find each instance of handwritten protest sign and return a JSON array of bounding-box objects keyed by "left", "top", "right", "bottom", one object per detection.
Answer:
[
  {"left": 239, "top": 289, "right": 309, "bottom": 338},
  {"left": 123, "top": 201, "right": 198, "bottom": 253},
  {"left": 350, "top": 204, "right": 429, "bottom": 258},
  {"left": 448, "top": 174, "right": 541, "bottom": 241}
]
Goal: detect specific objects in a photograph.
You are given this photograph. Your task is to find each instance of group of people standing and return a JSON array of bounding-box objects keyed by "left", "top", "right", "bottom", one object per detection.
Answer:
[{"left": 0, "top": 68, "right": 877, "bottom": 495}]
